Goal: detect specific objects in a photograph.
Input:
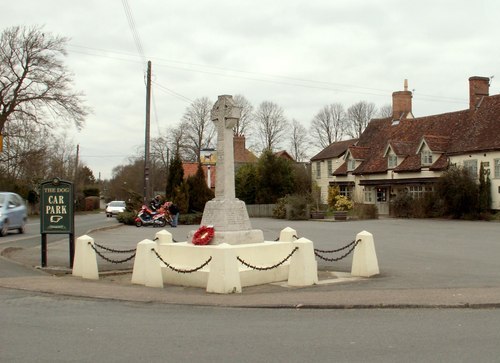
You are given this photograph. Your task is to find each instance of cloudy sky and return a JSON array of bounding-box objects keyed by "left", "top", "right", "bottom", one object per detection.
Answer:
[{"left": 4, "top": 0, "right": 500, "bottom": 179}]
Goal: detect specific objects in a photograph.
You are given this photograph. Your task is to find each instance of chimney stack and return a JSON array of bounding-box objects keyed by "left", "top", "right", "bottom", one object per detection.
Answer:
[
  {"left": 392, "top": 79, "right": 412, "bottom": 119},
  {"left": 469, "top": 76, "right": 490, "bottom": 109}
]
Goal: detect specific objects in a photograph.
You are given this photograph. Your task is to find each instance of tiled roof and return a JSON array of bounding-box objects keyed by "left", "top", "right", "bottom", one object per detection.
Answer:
[
  {"left": 182, "top": 163, "right": 216, "bottom": 188},
  {"left": 350, "top": 94, "right": 500, "bottom": 175},
  {"left": 332, "top": 161, "right": 348, "bottom": 176},
  {"left": 274, "top": 150, "right": 295, "bottom": 161},
  {"left": 348, "top": 146, "right": 371, "bottom": 159},
  {"left": 387, "top": 140, "right": 416, "bottom": 156},
  {"left": 311, "top": 139, "right": 358, "bottom": 161},
  {"left": 421, "top": 135, "right": 450, "bottom": 153}
]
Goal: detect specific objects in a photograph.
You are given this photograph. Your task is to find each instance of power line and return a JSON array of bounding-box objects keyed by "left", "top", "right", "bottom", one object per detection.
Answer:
[
  {"left": 67, "top": 43, "right": 467, "bottom": 105},
  {"left": 121, "top": 0, "right": 146, "bottom": 62}
]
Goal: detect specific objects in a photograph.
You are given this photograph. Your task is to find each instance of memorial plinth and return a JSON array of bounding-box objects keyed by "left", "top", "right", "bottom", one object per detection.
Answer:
[{"left": 198, "top": 95, "right": 264, "bottom": 245}]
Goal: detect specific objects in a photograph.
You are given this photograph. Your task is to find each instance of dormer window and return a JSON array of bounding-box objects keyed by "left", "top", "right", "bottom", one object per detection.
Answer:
[
  {"left": 388, "top": 154, "right": 397, "bottom": 169},
  {"left": 421, "top": 150, "right": 433, "bottom": 165},
  {"left": 347, "top": 159, "right": 356, "bottom": 171}
]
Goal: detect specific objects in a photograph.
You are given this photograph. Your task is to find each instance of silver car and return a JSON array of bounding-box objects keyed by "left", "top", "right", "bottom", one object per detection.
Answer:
[
  {"left": 0, "top": 192, "right": 28, "bottom": 237},
  {"left": 105, "top": 200, "right": 126, "bottom": 217}
]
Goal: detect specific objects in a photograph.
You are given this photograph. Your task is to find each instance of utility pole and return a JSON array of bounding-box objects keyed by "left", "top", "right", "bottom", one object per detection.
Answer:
[
  {"left": 144, "top": 60, "right": 151, "bottom": 202},
  {"left": 74, "top": 144, "right": 80, "bottom": 183}
]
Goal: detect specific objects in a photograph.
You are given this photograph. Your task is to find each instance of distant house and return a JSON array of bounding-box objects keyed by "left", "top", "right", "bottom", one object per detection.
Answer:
[
  {"left": 274, "top": 150, "right": 295, "bottom": 161},
  {"left": 311, "top": 76, "right": 500, "bottom": 214}
]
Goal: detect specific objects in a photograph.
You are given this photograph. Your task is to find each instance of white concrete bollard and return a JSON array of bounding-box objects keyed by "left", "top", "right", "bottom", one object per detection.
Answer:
[
  {"left": 131, "top": 239, "right": 164, "bottom": 288},
  {"left": 288, "top": 238, "right": 318, "bottom": 286},
  {"left": 72, "top": 235, "right": 99, "bottom": 280},
  {"left": 279, "top": 227, "right": 297, "bottom": 242},
  {"left": 155, "top": 229, "right": 173, "bottom": 245},
  {"left": 206, "top": 243, "right": 242, "bottom": 294},
  {"left": 351, "top": 230, "right": 379, "bottom": 277}
]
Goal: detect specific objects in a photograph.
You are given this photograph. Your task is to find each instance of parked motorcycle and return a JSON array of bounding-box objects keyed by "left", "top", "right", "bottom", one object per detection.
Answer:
[{"left": 134, "top": 204, "right": 167, "bottom": 227}]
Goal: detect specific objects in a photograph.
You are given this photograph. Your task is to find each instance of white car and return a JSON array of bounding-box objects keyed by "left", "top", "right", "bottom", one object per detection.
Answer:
[
  {"left": 105, "top": 201, "right": 126, "bottom": 217},
  {"left": 0, "top": 192, "right": 28, "bottom": 236}
]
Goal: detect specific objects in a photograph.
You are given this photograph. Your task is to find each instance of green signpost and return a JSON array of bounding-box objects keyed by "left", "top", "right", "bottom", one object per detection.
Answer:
[{"left": 40, "top": 178, "right": 75, "bottom": 267}]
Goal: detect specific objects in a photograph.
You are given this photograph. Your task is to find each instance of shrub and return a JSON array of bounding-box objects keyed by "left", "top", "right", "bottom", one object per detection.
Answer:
[
  {"left": 435, "top": 167, "right": 479, "bottom": 218},
  {"left": 353, "top": 203, "right": 378, "bottom": 219},
  {"left": 286, "top": 194, "right": 309, "bottom": 220},
  {"left": 116, "top": 211, "right": 137, "bottom": 225},
  {"left": 273, "top": 196, "right": 289, "bottom": 219},
  {"left": 390, "top": 191, "right": 414, "bottom": 218},
  {"left": 179, "top": 212, "right": 203, "bottom": 225}
]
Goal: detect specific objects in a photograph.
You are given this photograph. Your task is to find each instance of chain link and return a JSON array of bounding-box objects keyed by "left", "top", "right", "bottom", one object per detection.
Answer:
[
  {"left": 314, "top": 239, "right": 358, "bottom": 254},
  {"left": 314, "top": 239, "right": 361, "bottom": 262},
  {"left": 152, "top": 249, "right": 212, "bottom": 274},
  {"left": 93, "top": 242, "right": 136, "bottom": 253},
  {"left": 237, "top": 247, "right": 299, "bottom": 271},
  {"left": 89, "top": 242, "right": 136, "bottom": 264}
]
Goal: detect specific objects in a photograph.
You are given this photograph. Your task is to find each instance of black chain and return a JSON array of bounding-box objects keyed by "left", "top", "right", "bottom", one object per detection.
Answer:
[
  {"left": 89, "top": 242, "right": 136, "bottom": 264},
  {"left": 237, "top": 247, "right": 299, "bottom": 271},
  {"left": 274, "top": 234, "right": 299, "bottom": 241},
  {"left": 314, "top": 239, "right": 358, "bottom": 253},
  {"left": 93, "top": 242, "right": 136, "bottom": 253},
  {"left": 152, "top": 249, "right": 212, "bottom": 274},
  {"left": 314, "top": 239, "right": 361, "bottom": 262},
  {"left": 154, "top": 236, "right": 179, "bottom": 242}
]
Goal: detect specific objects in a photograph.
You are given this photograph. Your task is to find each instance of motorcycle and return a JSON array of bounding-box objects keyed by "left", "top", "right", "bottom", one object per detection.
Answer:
[{"left": 134, "top": 204, "right": 168, "bottom": 227}]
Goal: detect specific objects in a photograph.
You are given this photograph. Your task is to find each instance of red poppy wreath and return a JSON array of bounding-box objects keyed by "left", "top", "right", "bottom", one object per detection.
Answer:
[{"left": 192, "top": 225, "right": 215, "bottom": 245}]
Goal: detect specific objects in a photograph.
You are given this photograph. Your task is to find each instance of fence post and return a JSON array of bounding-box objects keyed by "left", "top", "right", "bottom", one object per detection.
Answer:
[
  {"left": 279, "top": 227, "right": 297, "bottom": 242},
  {"left": 288, "top": 238, "right": 318, "bottom": 286},
  {"left": 131, "top": 239, "right": 164, "bottom": 288},
  {"left": 72, "top": 235, "right": 99, "bottom": 280},
  {"left": 351, "top": 230, "right": 379, "bottom": 277},
  {"left": 206, "top": 244, "right": 241, "bottom": 294},
  {"left": 155, "top": 229, "right": 173, "bottom": 245}
]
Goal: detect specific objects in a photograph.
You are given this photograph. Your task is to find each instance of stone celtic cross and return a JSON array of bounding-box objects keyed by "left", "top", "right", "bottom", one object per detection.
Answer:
[{"left": 211, "top": 95, "right": 241, "bottom": 200}]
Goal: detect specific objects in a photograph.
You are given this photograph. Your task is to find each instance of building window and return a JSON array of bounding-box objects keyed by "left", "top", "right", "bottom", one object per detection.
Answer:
[
  {"left": 494, "top": 159, "right": 500, "bottom": 179},
  {"left": 327, "top": 160, "right": 333, "bottom": 176},
  {"left": 463, "top": 159, "right": 478, "bottom": 178},
  {"left": 347, "top": 159, "right": 356, "bottom": 171},
  {"left": 421, "top": 150, "right": 433, "bottom": 165},
  {"left": 316, "top": 161, "right": 321, "bottom": 179},
  {"left": 376, "top": 188, "right": 387, "bottom": 202},
  {"left": 364, "top": 188, "right": 373, "bottom": 203},
  {"left": 408, "top": 185, "right": 433, "bottom": 199},
  {"left": 388, "top": 154, "right": 397, "bottom": 169},
  {"left": 339, "top": 185, "right": 352, "bottom": 199}
]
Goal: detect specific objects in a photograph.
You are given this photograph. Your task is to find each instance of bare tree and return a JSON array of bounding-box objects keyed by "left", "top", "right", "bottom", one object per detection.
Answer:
[
  {"left": 0, "top": 25, "right": 89, "bottom": 134},
  {"left": 378, "top": 104, "right": 393, "bottom": 118},
  {"left": 181, "top": 97, "right": 215, "bottom": 162},
  {"left": 310, "top": 103, "right": 347, "bottom": 148},
  {"left": 233, "top": 94, "right": 254, "bottom": 137},
  {"left": 254, "top": 101, "right": 289, "bottom": 152},
  {"left": 289, "top": 119, "right": 310, "bottom": 162},
  {"left": 346, "top": 101, "right": 377, "bottom": 138}
]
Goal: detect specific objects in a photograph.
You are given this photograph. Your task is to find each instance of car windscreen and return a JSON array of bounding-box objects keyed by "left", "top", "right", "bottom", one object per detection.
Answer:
[{"left": 109, "top": 201, "right": 125, "bottom": 207}]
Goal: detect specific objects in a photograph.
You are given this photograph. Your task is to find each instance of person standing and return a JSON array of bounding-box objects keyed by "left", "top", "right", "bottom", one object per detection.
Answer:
[{"left": 167, "top": 202, "right": 180, "bottom": 227}]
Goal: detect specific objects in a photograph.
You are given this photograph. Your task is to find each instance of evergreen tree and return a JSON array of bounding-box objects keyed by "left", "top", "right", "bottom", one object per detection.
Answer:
[
  {"left": 478, "top": 163, "right": 491, "bottom": 212},
  {"left": 187, "top": 163, "right": 214, "bottom": 212},
  {"left": 235, "top": 163, "right": 258, "bottom": 204},
  {"left": 255, "top": 150, "right": 294, "bottom": 203},
  {"left": 165, "top": 152, "right": 184, "bottom": 199},
  {"left": 173, "top": 181, "right": 189, "bottom": 214}
]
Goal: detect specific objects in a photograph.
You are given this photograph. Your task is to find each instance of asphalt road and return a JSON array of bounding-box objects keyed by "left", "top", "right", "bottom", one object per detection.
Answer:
[{"left": 1, "top": 288, "right": 499, "bottom": 363}]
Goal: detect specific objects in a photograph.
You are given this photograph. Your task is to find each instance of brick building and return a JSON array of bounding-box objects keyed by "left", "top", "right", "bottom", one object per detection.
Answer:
[{"left": 311, "top": 76, "right": 500, "bottom": 214}]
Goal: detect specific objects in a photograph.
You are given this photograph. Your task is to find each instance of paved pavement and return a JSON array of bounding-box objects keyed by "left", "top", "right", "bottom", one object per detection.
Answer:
[{"left": 1, "top": 218, "right": 500, "bottom": 308}]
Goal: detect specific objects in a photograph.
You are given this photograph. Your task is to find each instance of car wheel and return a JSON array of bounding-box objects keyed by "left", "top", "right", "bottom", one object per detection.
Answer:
[
  {"left": 18, "top": 220, "right": 26, "bottom": 234},
  {"left": 0, "top": 221, "right": 8, "bottom": 237}
]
